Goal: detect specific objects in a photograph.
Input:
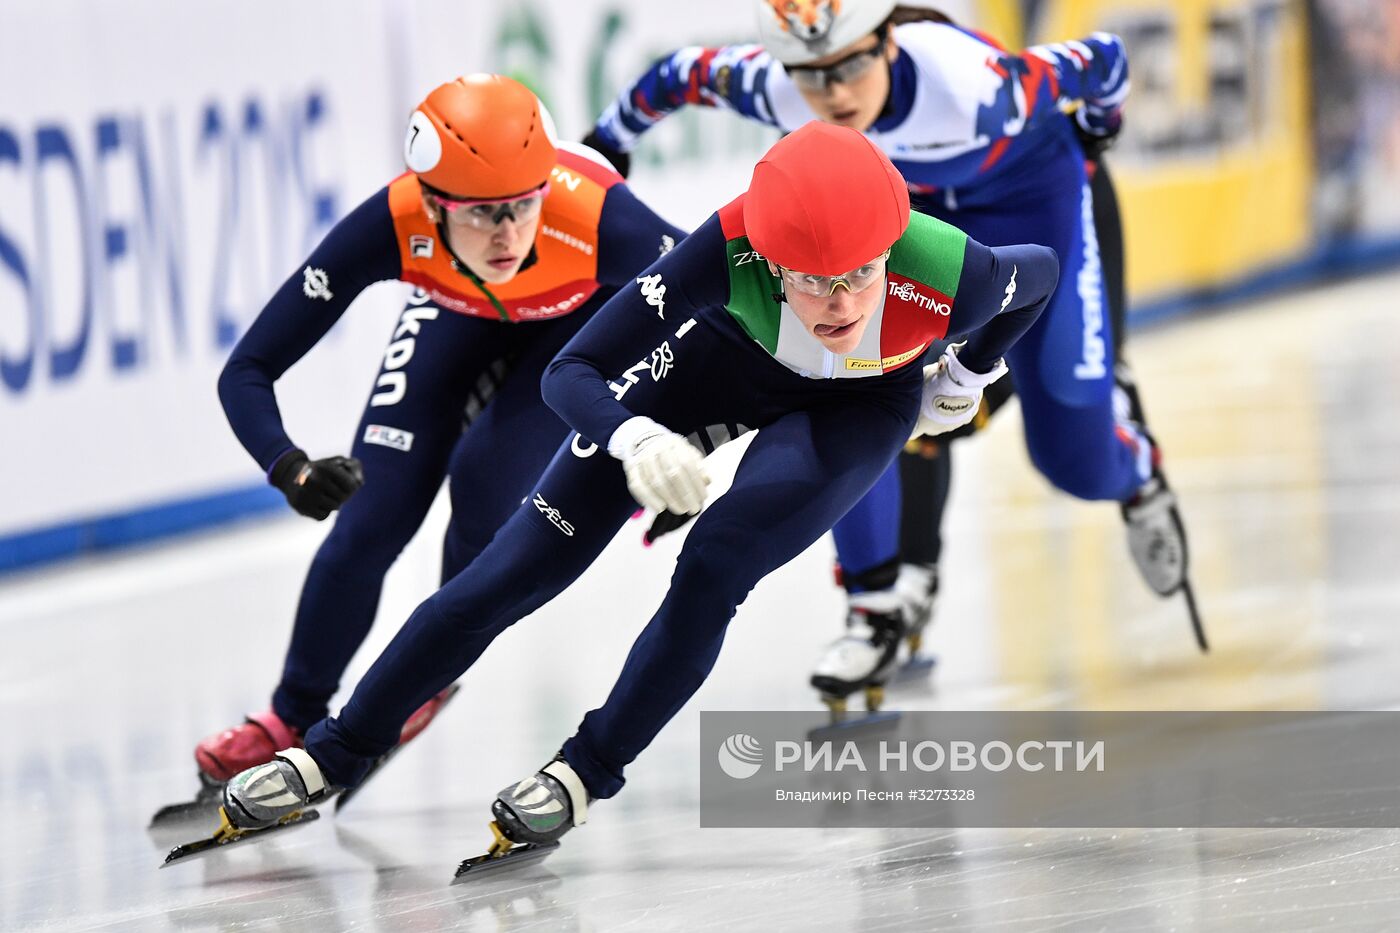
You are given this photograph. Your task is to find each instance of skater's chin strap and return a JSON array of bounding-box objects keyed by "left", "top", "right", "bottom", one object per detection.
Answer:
[
  {"left": 276, "top": 748, "right": 327, "bottom": 798},
  {"left": 543, "top": 759, "right": 589, "bottom": 826}
]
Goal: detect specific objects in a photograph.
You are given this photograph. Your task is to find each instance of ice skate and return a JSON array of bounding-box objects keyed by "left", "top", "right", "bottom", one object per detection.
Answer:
[
  {"left": 152, "top": 685, "right": 460, "bottom": 827},
  {"left": 453, "top": 754, "right": 589, "bottom": 883},
  {"left": 162, "top": 748, "right": 335, "bottom": 867},
  {"left": 150, "top": 707, "right": 304, "bottom": 827},
  {"left": 1115, "top": 367, "right": 1207, "bottom": 651},
  {"left": 890, "top": 563, "right": 939, "bottom": 681},
  {"left": 809, "top": 592, "right": 907, "bottom": 736}
]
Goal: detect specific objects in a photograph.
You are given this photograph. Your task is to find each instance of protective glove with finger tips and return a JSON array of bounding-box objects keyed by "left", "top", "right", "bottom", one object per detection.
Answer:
[
  {"left": 607, "top": 416, "right": 710, "bottom": 516},
  {"left": 913, "top": 345, "right": 1009, "bottom": 439},
  {"left": 269, "top": 449, "right": 365, "bottom": 520}
]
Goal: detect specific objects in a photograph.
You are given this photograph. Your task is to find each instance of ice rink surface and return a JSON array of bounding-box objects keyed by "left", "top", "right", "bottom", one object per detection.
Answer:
[{"left": 3, "top": 270, "right": 1400, "bottom": 932}]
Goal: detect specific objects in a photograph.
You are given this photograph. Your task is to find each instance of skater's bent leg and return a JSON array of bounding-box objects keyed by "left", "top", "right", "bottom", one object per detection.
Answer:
[
  {"left": 898, "top": 444, "right": 952, "bottom": 568},
  {"left": 831, "top": 461, "right": 902, "bottom": 589},
  {"left": 1005, "top": 175, "right": 1145, "bottom": 503},
  {"left": 441, "top": 312, "right": 591, "bottom": 580},
  {"left": 305, "top": 435, "right": 636, "bottom": 786},
  {"left": 566, "top": 397, "right": 917, "bottom": 798},
  {"left": 273, "top": 306, "right": 494, "bottom": 728}
]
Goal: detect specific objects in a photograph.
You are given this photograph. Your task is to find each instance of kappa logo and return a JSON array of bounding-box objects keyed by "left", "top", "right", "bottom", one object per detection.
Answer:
[
  {"left": 637, "top": 273, "right": 667, "bottom": 319},
  {"left": 409, "top": 235, "right": 434, "bottom": 259},
  {"left": 887, "top": 279, "right": 951, "bottom": 315},
  {"left": 659, "top": 234, "right": 675, "bottom": 256},
  {"left": 999, "top": 265, "right": 1018, "bottom": 314},
  {"left": 363, "top": 424, "right": 414, "bottom": 452},
  {"left": 533, "top": 493, "right": 575, "bottom": 536},
  {"left": 302, "top": 266, "right": 333, "bottom": 301}
]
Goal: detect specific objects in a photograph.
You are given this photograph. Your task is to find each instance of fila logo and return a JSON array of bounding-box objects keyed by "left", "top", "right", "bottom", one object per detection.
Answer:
[
  {"left": 363, "top": 424, "right": 414, "bottom": 452},
  {"left": 409, "top": 235, "right": 434, "bottom": 259},
  {"left": 302, "top": 266, "right": 333, "bottom": 301},
  {"left": 533, "top": 493, "right": 575, "bottom": 536},
  {"left": 637, "top": 273, "right": 667, "bottom": 319},
  {"left": 999, "top": 264, "right": 1017, "bottom": 313}
]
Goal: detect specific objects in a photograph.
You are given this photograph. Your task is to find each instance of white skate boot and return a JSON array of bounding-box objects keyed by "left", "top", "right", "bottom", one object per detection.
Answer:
[
  {"left": 891, "top": 563, "right": 939, "bottom": 678},
  {"left": 810, "top": 590, "right": 909, "bottom": 724},
  {"left": 1115, "top": 367, "right": 1206, "bottom": 650}
]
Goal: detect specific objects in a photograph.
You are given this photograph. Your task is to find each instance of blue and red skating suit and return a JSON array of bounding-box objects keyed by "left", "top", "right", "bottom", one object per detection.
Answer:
[
  {"left": 593, "top": 22, "right": 1129, "bottom": 203},
  {"left": 220, "top": 144, "right": 681, "bottom": 474},
  {"left": 593, "top": 21, "right": 1147, "bottom": 588}
]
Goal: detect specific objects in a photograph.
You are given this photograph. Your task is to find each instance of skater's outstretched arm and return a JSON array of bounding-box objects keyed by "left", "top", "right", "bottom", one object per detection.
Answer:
[
  {"left": 542, "top": 214, "right": 728, "bottom": 449},
  {"left": 589, "top": 44, "right": 782, "bottom": 157},
  {"left": 594, "top": 181, "right": 687, "bottom": 284},
  {"left": 947, "top": 240, "right": 1059, "bottom": 373},
  {"left": 218, "top": 189, "right": 401, "bottom": 472}
]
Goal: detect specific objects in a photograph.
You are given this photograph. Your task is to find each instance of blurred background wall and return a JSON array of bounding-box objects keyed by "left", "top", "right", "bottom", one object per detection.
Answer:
[{"left": 2, "top": 0, "right": 1398, "bottom": 570}]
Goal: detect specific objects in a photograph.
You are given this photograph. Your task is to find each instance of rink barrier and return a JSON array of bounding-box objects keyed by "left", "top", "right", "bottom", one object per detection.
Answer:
[
  {"left": 0, "top": 484, "right": 282, "bottom": 575},
  {"left": 3, "top": 235, "right": 1399, "bottom": 577},
  {"left": 1132, "top": 234, "right": 1400, "bottom": 327}
]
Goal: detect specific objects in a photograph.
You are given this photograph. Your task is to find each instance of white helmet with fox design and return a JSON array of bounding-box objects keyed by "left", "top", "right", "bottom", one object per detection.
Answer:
[{"left": 755, "top": 0, "right": 896, "bottom": 65}]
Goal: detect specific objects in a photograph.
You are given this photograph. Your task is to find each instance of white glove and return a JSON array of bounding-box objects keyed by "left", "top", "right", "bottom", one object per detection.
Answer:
[
  {"left": 607, "top": 416, "right": 710, "bottom": 515},
  {"left": 913, "top": 344, "right": 1009, "bottom": 438}
]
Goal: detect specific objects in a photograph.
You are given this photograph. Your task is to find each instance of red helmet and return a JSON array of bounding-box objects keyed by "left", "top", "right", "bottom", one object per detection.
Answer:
[
  {"left": 744, "top": 122, "right": 909, "bottom": 274},
  {"left": 403, "top": 74, "right": 557, "bottom": 199}
]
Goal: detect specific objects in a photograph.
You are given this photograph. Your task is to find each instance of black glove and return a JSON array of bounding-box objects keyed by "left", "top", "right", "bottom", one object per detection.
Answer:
[
  {"left": 269, "top": 449, "right": 365, "bottom": 520},
  {"left": 581, "top": 128, "right": 630, "bottom": 179},
  {"left": 1074, "top": 107, "right": 1123, "bottom": 161},
  {"left": 644, "top": 508, "right": 696, "bottom": 545}
]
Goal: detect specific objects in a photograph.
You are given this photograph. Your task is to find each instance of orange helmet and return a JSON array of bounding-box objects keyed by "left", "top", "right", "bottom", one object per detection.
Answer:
[{"left": 403, "top": 74, "right": 557, "bottom": 200}]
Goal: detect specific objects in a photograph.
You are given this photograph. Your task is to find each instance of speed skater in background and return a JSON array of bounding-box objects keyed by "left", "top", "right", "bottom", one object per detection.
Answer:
[{"left": 584, "top": 0, "right": 1202, "bottom": 715}]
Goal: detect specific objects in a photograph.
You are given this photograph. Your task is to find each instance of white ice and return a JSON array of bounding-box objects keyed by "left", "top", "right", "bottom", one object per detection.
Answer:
[{"left": 3, "top": 271, "right": 1400, "bottom": 931}]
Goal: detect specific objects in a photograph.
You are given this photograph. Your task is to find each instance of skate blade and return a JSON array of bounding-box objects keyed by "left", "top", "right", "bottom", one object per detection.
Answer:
[
  {"left": 452, "top": 840, "right": 560, "bottom": 884},
  {"left": 807, "top": 709, "right": 902, "bottom": 742},
  {"left": 890, "top": 654, "right": 937, "bottom": 684},
  {"left": 149, "top": 783, "right": 224, "bottom": 828},
  {"left": 160, "top": 806, "right": 320, "bottom": 868},
  {"left": 1183, "top": 581, "right": 1208, "bottom": 653},
  {"left": 335, "top": 683, "right": 462, "bottom": 815}
]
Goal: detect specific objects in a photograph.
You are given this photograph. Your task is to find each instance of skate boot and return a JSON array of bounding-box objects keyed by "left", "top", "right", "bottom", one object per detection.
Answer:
[
  {"left": 162, "top": 748, "right": 334, "bottom": 867},
  {"left": 149, "top": 708, "right": 306, "bottom": 827},
  {"left": 453, "top": 753, "right": 588, "bottom": 882},
  {"left": 1115, "top": 368, "right": 1207, "bottom": 651},
  {"left": 810, "top": 591, "right": 908, "bottom": 722},
  {"left": 195, "top": 707, "right": 304, "bottom": 783},
  {"left": 892, "top": 563, "right": 939, "bottom": 678}
]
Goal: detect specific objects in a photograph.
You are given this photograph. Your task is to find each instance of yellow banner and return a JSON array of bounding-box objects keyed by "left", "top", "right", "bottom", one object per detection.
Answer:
[{"left": 1028, "top": 0, "right": 1314, "bottom": 304}]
